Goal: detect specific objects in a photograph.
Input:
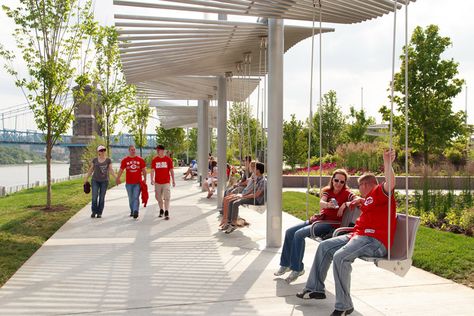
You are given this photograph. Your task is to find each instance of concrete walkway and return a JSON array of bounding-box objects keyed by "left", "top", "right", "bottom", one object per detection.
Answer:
[{"left": 0, "top": 170, "right": 473, "bottom": 315}]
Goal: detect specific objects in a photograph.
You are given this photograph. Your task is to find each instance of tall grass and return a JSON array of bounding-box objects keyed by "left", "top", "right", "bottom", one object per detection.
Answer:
[{"left": 335, "top": 142, "right": 383, "bottom": 173}]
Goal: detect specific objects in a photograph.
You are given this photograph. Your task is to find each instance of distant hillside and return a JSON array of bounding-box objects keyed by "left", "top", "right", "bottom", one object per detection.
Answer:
[{"left": 0, "top": 146, "right": 45, "bottom": 165}]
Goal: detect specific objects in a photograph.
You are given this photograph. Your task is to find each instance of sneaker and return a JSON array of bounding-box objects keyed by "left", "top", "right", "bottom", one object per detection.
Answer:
[
  {"left": 159, "top": 209, "right": 164, "bottom": 217},
  {"left": 225, "top": 225, "right": 237, "bottom": 234},
  {"left": 285, "top": 270, "right": 305, "bottom": 283},
  {"left": 219, "top": 223, "right": 230, "bottom": 231},
  {"left": 97, "top": 214, "right": 102, "bottom": 218},
  {"left": 91, "top": 213, "right": 96, "bottom": 218},
  {"left": 274, "top": 266, "right": 290, "bottom": 276},
  {"left": 296, "top": 289, "right": 326, "bottom": 300},
  {"left": 330, "top": 308, "right": 354, "bottom": 316},
  {"left": 164, "top": 210, "right": 169, "bottom": 220},
  {"left": 133, "top": 211, "right": 139, "bottom": 219},
  {"left": 129, "top": 212, "right": 133, "bottom": 217}
]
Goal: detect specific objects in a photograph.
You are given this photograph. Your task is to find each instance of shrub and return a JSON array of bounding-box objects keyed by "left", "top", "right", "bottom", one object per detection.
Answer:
[
  {"left": 460, "top": 208, "right": 474, "bottom": 236},
  {"left": 335, "top": 142, "right": 383, "bottom": 173},
  {"left": 444, "top": 147, "right": 466, "bottom": 167}
]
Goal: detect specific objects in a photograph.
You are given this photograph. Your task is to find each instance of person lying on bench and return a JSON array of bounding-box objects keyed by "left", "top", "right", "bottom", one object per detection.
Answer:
[
  {"left": 274, "top": 169, "right": 356, "bottom": 284},
  {"left": 296, "top": 149, "right": 397, "bottom": 316},
  {"left": 222, "top": 162, "right": 266, "bottom": 234}
]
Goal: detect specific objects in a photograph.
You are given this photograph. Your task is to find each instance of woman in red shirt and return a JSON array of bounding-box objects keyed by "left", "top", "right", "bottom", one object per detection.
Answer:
[{"left": 274, "top": 169, "right": 355, "bottom": 283}]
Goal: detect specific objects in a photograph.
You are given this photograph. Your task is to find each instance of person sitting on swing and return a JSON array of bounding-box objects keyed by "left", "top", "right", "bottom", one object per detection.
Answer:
[
  {"left": 296, "top": 149, "right": 397, "bottom": 316},
  {"left": 274, "top": 169, "right": 357, "bottom": 284}
]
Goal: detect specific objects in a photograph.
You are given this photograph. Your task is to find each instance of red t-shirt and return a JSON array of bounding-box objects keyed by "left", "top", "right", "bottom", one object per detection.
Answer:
[
  {"left": 151, "top": 155, "right": 173, "bottom": 184},
  {"left": 352, "top": 183, "right": 397, "bottom": 250},
  {"left": 120, "top": 156, "right": 146, "bottom": 184},
  {"left": 320, "top": 188, "right": 355, "bottom": 223}
]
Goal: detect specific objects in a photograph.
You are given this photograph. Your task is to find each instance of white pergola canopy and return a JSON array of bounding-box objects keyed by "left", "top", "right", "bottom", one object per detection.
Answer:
[
  {"left": 136, "top": 76, "right": 260, "bottom": 102},
  {"left": 115, "top": 15, "right": 334, "bottom": 83},
  {"left": 114, "top": 0, "right": 414, "bottom": 24},
  {"left": 154, "top": 104, "right": 217, "bottom": 129}
]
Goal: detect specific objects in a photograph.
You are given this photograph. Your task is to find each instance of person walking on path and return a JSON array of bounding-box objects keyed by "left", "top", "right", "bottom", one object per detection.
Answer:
[
  {"left": 150, "top": 144, "right": 175, "bottom": 220},
  {"left": 84, "top": 145, "right": 116, "bottom": 218},
  {"left": 116, "top": 145, "right": 147, "bottom": 219},
  {"left": 296, "top": 149, "right": 397, "bottom": 316}
]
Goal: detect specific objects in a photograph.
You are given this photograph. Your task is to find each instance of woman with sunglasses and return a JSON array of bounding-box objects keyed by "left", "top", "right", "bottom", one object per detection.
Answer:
[
  {"left": 274, "top": 169, "right": 356, "bottom": 284},
  {"left": 84, "top": 145, "right": 116, "bottom": 218}
]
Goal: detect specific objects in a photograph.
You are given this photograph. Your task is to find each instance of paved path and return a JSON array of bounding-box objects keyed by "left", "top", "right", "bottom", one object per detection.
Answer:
[{"left": 0, "top": 171, "right": 473, "bottom": 315}]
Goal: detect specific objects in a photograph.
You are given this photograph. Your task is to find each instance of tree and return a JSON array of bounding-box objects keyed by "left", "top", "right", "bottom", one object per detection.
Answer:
[
  {"left": 227, "top": 102, "right": 265, "bottom": 162},
  {"left": 345, "top": 106, "right": 376, "bottom": 143},
  {"left": 283, "top": 114, "right": 308, "bottom": 169},
  {"left": 185, "top": 128, "right": 198, "bottom": 160},
  {"left": 155, "top": 126, "right": 186, "bottom": 157},
  {"left": 92, "top": 25, "right": 130, "bottom": 156},
  {"left": 311, "top": 90, "right": 346, "bottom": 155},
  {"left": 0, "top": 0, "right": 95, "bottom": 209},
  {"left": 380, "top": 25, "right": 467, "bottom": 164},
  {"left": 124, "top": 95, "right": 151, "bottom": 157}
]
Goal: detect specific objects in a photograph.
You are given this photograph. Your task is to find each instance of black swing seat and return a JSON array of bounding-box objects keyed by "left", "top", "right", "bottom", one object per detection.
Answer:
[{"left": 333, "top": 213, "right": 421, "bottom": 277}]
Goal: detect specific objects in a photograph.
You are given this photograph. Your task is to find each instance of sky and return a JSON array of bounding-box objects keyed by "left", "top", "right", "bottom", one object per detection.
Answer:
[{"left": 0, "top": 0, "right": 472, "bottom": 133}]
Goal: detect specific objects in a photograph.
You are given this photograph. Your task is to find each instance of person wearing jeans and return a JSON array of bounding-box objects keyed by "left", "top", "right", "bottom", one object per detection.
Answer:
[
  {"left": 296, "top": 150, "right": 397, "bottom": 316},
  {"left": 116, "top": 145, "right": 147, "bottom": 219},
  {"left": 84, "top": 145, "right": 116, "bottom": 218},
  {"left": 275, "top": 169, "right": 355, "bottom": 284}
]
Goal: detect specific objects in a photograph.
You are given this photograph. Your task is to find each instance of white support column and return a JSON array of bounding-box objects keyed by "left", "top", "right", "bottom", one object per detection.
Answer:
[
  {"left": 267, "top": 18, "right": 284, "bottom": 248},
  {"left": 198, "top": 100, "right": 209, "bottom": 191},
  {"left": 217, "top": 76, "right": 227, "bottom": 207}
]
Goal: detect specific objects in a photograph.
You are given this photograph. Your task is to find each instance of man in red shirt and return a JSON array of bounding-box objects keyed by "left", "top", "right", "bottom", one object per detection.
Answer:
[
  {"left": 150, "top": 144, "right": 175, "bottom": 220},
  {"left": 296, "top": 149, "right": 397, "bottom": 316},
  {"left": 116, "top": 145, "right": 147, "bottom": 219}
]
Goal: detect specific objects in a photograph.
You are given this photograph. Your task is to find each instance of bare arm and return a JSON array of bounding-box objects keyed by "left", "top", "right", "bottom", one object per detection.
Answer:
[
  {"left": 108, "top": 163, "right": 116, "bottom": 180},
  {"left": 142, "top": 167, "right": 147, "bottom": 183},
  {"left": 150, "top": 168, "right": 155, "bottom": 185},
  {"left": 116, "top": 168, "right": 124, "bottom": 185},
  {"left": 383, "top": 149, "right": 396, "bottom": 193},
  {"left": 84, "top": 163, "right": 94, "bottom": 183},
  {"left": 170, "top": 169, "right": 175, "bottom": 187}
]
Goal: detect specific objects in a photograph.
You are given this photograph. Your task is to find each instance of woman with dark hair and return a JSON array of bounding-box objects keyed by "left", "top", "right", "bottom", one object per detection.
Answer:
[{"left": 274, "top": 169, "right": 356, "bottom": 283}]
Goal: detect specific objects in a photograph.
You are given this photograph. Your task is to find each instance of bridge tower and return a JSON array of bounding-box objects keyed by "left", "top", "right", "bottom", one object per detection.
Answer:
[{"left": 69, "top": 86, "right": 102, "bottom": 176}]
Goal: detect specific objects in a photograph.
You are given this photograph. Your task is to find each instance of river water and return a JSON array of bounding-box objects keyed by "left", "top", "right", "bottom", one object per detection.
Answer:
[{"left": 0, "top": 163, "right": 119, "bottom": 188}]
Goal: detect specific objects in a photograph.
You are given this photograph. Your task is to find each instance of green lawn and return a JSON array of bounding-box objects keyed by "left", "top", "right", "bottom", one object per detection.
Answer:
[
  {"left": 0, "top": 179, "right": 90, "bottom": 286},
  {"left": 282, "top": 191, "right": 474, "bottom": 289}
]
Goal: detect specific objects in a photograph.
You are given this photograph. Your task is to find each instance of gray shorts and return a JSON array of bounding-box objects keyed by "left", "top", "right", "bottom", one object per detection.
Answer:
[{"left": 155, "top": 183, "right": 171, "bottom": 201}]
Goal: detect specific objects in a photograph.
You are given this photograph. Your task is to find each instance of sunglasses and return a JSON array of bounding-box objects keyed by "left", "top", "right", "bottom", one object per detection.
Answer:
[
  {"left": 99, "top": 149, "right": 106, "bottom": 152},
  {"left": 333, "top": 179, "right": 345, "bottom": 184}
]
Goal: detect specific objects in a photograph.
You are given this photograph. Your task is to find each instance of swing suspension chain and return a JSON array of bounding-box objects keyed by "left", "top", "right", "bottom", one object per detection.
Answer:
[
  {"left": 387, "top": 0, "right": 399, "bottom": 261},
  {"left": 404, "top": 0, "right": 410, "bottom": 260},
  {"left": 306, "top": 0, "right": 317, "bottom": 220}
]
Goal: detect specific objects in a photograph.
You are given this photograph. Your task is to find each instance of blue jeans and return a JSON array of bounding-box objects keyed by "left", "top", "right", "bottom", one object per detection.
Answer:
[
  {"left": 280, "top": 221, "right": 334, "bottom": 272},
  {"left": 125, "top": 183, "right": 141, "bottom": 213},
  {"left": 304, "top": 234, "right": 387, "bottom": 311},
  {"left": 91, "top": 180, "right": 108, "bottom": 215}
]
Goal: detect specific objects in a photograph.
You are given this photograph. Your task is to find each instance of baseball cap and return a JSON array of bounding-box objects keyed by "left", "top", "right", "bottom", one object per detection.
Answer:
[
  {"left": 83, "top": 181, "right": 91, "bottom": 194},
  {"left": 97, "top": 145, "right": 106, "bottom": 152}
]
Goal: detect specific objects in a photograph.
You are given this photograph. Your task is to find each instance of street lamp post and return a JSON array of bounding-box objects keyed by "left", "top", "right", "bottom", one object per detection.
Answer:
[{"left": 24, "top": 160, "right": 33, "bottom": 189}]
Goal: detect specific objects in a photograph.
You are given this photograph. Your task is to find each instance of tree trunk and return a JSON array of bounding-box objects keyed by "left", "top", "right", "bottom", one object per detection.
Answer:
[{"left": 46, "top": 137, "right": 52, "bottom": 209}]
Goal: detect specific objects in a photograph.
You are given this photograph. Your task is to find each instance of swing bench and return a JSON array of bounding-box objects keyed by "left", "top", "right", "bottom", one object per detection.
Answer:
[{"left": 332, "top": 213, "right": 421, "bottom": 277}]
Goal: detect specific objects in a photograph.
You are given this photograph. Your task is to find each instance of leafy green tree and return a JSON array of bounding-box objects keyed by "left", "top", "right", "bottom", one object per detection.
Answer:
[
  {"left": 283, "top": 114, "right": 308, "bottom": 170},
  {"left": 380, "top": 25, "right": 467, "bottom": 164},
  {"left": 155, "top": 126, "right": 186, "bottom": 157},
  {"left": 311, "top": 90, "right": 346, "bottom": 155},
  {"left": 185, "top": 128, "right": 198, "bottom": 160},
  {"left": 92, "top": 25, "right": 131, "bottom": 155},
  {"left": 124, "top": 95, "right": 151, "bottom": 157},
  {"left": 345, "top": 106, "right": 376, "bottom": 143},
  {"left": 0, "top": 0, "right": 95, "bottom": 208},
  {"left": 227, "top": 102, "right": 265, "bottom": 162}
]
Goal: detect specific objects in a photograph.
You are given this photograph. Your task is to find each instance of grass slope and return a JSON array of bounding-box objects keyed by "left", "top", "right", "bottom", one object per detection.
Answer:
[{"left": 0, "top": 179, "right": 90, "bottom": 286}]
